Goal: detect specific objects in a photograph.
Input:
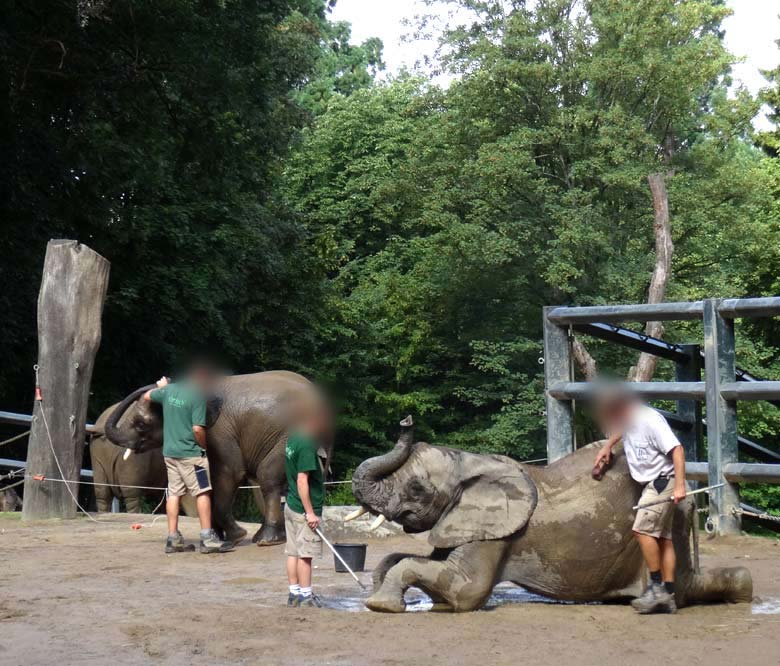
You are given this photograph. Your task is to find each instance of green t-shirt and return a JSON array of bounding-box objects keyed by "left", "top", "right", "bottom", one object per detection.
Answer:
[
  {"left": 285, "top": 431, "right": 324, "bottom": 516},
  {"left": 149, "top": 382, "right": 206, "bottom": 458}
]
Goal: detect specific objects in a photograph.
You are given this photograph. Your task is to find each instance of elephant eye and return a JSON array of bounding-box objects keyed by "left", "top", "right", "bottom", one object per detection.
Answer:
[{"left": 408, "top": 480, "right": 428, "bottom": 497}]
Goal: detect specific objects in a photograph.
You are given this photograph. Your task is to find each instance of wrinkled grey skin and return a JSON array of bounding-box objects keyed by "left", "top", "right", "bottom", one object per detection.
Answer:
[
  {"left": 353, "top": 419, "right": 753, "bottom": 612},
  {"left": 90, "top": 405, "right": 197, "bottom": 516},
  {"left": 103, "top": 371, "right": 332, "bottom": 545},
  {"left": 0, "top": 487, "right": 22, "bottom": 512}
]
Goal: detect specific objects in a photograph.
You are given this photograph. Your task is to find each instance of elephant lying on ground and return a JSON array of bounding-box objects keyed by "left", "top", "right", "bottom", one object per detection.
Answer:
[
  {"left": 351, "top": 417, "right": 752, "bottom": 612},
  {"left": 102, "top": 371, "right": 332, "bottom": 545}
]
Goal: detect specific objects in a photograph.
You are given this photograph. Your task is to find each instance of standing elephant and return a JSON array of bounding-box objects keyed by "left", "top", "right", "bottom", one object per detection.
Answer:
[
  {"left": 351, "top": 417, "right": 752, "bottom": 612},
  {"left": 102, "top": 371, "right": 332, "bottom": 545},
  {"left": 90, "top": 403, "right": 167, "bottom": 513}
]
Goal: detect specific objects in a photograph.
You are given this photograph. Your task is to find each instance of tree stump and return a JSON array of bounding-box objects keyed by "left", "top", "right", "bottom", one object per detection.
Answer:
[{"left": 22, "top": 240, "right": 110, "bottom": 520}]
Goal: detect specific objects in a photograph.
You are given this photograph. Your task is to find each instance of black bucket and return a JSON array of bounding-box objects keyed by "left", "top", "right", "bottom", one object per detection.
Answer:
[{"left": 333, "top": 543, "right": 367, "bottom": 573}]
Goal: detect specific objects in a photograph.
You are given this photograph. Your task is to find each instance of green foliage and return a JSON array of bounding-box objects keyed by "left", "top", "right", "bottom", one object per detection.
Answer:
[{"left": 4, "top": 0, "right": 780, "bottom": 519}]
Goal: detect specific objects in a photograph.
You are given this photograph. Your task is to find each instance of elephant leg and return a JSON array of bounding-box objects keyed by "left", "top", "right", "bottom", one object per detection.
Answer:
[
  {"left": 180, "top": 494, "right": 198, "bottom": 518},
  {"left": 92, "top": 459, "right": 114, "bottom": 513},
  {"left": 366, "top": 541, "right": 507, "bottom": 613},
  {"left": 210, "top": 443, "right": 247, "bottom": 544},
  {"left": 253, "top": 448, "right": 286, "bottom": 546},
  {"left": 123, "top": 492, "right": 145, "bottom": 514},
  {"left": 680, "top": 568, "right": 753, "bottom": 607}
]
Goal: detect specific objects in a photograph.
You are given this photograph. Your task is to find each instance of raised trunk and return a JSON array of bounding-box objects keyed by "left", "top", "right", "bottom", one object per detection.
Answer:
[
  {"left": 352, "top": 416, "right": 415, "bottom": 505},
  {"left": 104, "top": 384, "right": 156, "bottom": 448}
]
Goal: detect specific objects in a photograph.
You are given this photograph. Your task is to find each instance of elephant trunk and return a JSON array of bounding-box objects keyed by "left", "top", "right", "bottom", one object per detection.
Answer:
[
  {"left": 352, "top": 416, "right": 414, "bottom": 509},
  {"left": 104, "top": 384, "right": 156, "bottom": 448}
]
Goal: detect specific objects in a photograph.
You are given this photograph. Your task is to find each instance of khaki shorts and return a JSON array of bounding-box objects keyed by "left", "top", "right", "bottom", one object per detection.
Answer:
[
  {"left": 284, "top": 504, "right": 322, "bottom": 559},
  {"left": 633, "top": 476, "right": 675, "bottom": 539},
  {"left": 165, "top": 456, "right": 212, "bottom": 497}
]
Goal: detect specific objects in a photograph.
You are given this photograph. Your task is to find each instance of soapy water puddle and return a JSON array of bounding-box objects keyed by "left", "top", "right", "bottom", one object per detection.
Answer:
[
  {"left": 318, "top": 582, "right": 589, "bottom": 613},
  {"left": 752, "top": 598, "right": 780, "bottom": 615}
]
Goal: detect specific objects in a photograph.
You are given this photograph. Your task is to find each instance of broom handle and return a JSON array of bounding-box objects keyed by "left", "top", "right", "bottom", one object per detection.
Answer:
[
  {"left": 315, "top": 526, "right": 367, "bottom": 590},
  {"left": 632, "top": 482, "right": 724, "bottom": 511}
]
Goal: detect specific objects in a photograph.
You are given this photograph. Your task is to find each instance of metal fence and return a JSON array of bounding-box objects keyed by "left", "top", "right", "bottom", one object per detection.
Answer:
[{"left": 543, "top": 296, "right": 780, "bottom": 536}]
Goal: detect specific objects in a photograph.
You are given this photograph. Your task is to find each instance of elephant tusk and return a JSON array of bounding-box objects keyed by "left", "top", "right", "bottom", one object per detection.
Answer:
[
  {"left": 123, "top": 448, "right": 133, "bottom": 461},
  {"left": 368, "top": 514, "right": 387, "bottom": 531},
  {"left": 344, "top": 506, "right": 368, "bottom": 522}
]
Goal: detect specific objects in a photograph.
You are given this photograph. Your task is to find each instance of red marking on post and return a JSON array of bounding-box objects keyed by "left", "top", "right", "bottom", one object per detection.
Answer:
[
  {"left": 131, "top": 524, "right": 142, "bottom": 530},
  {"left": 35, "top": 387, "right": 42, "bottom": 401},
  {"left": 33, "top": 474, "right": 45, "bottom": 481}
]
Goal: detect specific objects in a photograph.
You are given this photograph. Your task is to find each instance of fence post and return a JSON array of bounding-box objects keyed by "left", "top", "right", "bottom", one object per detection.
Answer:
[
  {"left": 675, "top": 344, "right": 702, "bottom": 462},
  {"left": 23, "top": 240, "right": 110, "bottom": 520},
  {"left": 543, "top": 306, "right": 573, "bottom": 462},
  {"left": 702, "top": 298, "right": 740, "bottom": 535}
]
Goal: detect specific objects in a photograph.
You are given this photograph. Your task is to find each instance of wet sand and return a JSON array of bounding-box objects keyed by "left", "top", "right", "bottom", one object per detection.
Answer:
[{"left": 1, "top": 513, "right": 779, "bottom": 665}]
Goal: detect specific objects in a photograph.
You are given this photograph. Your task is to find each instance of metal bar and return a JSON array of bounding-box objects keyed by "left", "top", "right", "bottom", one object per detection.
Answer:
[
  {"left": 315, "top": 527, "right": 366, "bottom": 590},
  {"left": 721, "top": 463, "right": 780, "bottom": 484},
  {"left": 548, "top": 381, "right": 705, "bottom": 400},
  {"left": 543, "top": 307, "right": 574, "bottom": 462},
  {"left": 684, "top": 462, "right": 780, "bottom": 484},
  {"left": 0, "top": 411, "right": 32, "bottom": 426},
  {"left": 571, "top": 323, "right": 688, "bottom": 362},
  {"left": 675, "top": 345, "right": 702, "bottom": 461},
  {"left": 703, "top": 298, "right": 740, "bottom": 535},
  {"left": 720, "top": 382, "right": 780, "bottom": 401},
  {"left": 719, "top": 297, "right": 780, "bottom": 319},
  {"left": 547, "top": 301, "right": 704, "bottom": 325}
]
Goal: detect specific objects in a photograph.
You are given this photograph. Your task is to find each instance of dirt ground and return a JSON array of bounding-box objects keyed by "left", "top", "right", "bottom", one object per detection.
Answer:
[{"left": 1, "top": 513, "right": 779, "bottom": 666}]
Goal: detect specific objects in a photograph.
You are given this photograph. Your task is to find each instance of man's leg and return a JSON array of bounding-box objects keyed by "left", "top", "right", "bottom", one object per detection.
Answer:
[
  {"left": 635, "top": 532, "right": 661, "bottom": 572},
  {"left": 632, "top": 532, "right": 675, "bottom": 613},
  {"left": 660, "top": 537, "right": 676, "bottom": 588},
  {"left": 166, "top": 493, "right": 181, "bottom": 535},
  {"left": 297, "top": 556, "right": 313, "bottom": 590},
  {"left": 195, "top": 491, "right": 212, "bottom": 530},
  {"left": 287, "top": 556, "right": 299, "bottom": 586}
]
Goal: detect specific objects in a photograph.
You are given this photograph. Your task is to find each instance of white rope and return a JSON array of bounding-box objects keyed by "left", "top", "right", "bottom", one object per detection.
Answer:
[
  {"left": 0, "top": 467, "right": 25, "bottom": 482},
  {"left": 38, "top": 401, "right": 104, "bottom": 524}
]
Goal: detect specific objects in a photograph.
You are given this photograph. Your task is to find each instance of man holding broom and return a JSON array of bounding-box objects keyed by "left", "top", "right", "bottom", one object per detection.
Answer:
[
  {"left": 284, "top": 405, "right": 327, "bottom": 608},
  {"left": 594, "top": 391, "right": 687, "bottom": 614}
]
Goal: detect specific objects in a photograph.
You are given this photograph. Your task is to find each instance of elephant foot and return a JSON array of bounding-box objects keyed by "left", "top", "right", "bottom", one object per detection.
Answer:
[
  {"left": 365, "top": 591, "right": 406, "bottom": 613},
  {"left": 217, "top": 524, "right": 248, "bottom": 545},
  {"left": 253, "top": 521, "right": 285, "bottom": 546}
]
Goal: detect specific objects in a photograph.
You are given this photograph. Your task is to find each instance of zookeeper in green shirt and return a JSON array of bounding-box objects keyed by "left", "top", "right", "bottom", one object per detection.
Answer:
[
  {"left": 284, "top": 409, "right": 326, "bottom": 608},
  {"left": 143, "top": 367, "right": 232, "bottom": 555}
]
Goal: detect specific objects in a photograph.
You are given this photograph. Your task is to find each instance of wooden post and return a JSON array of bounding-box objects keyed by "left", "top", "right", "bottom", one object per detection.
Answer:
[
  {"left": 702, "top": 298, "right": 740, "bottom": 535},
  {"left": 23, "top": 241, "right": 110, "bottom": 520},
  {"left": 543, "top": 306, "right": 573, "bottom": 462}
]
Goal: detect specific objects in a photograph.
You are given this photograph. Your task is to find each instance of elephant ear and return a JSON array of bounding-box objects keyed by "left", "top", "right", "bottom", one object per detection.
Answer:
[{"left": 429, "top": 454, "right": 538, "bottom": 549}]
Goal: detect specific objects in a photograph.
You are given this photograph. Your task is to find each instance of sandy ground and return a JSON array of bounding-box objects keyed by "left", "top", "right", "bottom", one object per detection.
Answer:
[{"left": 1, "top": 513, "right": 779, "bottom": 666}]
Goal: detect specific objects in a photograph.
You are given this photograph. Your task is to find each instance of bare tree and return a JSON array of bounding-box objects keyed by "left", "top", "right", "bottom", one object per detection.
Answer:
[{"left": 572, "top": 171, "right": 674, "bottom": 382}]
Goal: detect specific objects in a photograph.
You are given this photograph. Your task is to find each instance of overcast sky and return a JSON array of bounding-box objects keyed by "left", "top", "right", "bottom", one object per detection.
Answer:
[{"left": 331, "top": 0, "right": 780, "bottom": 127}]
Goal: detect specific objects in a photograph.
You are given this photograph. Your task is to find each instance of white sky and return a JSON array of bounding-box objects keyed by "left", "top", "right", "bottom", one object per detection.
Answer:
[{"left": 331, "top": 0, "right": 780, "bottom": 127}]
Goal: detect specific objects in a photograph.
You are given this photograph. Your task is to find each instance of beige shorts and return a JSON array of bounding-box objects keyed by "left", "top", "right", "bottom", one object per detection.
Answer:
[
  {"left": 164, "top": 456, "right": 212, "bottom": 497},
  {"left": 284, "top": 504, "right": 322, "bottom": 559},
  {"left": 633, "top": 476, "right": 675, "bottom": 539}
]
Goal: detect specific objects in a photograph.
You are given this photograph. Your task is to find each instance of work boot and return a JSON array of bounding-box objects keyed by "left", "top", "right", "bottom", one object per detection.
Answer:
[
  {"left": 164, "top": 531, "right": 194, "bottom": 553},
  {"left": 297, "top": 593, "right": 322, "bottom": 608},
  {"left": 199, "top": 529, "right": 234, "bottom": 554},
  {"left": 631, "top": 583, "right": 676, "bottom": 614}
]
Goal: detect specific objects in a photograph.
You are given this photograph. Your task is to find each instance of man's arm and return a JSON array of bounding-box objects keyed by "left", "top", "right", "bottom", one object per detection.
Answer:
[
  {"left": 297, "top": 471, "right": 320, "bottom": 530},
  {"left": 594, "top": 430, "right": 622, "bottom": 466},
  {"left": 671, "top": 445, "right": 686, "bottom": 503},
  {"left": 192, "top": 425, "right": 207, "bottom": 450},
  {"left": 143, "top": 376, "right": 169, "bottom": 402}
]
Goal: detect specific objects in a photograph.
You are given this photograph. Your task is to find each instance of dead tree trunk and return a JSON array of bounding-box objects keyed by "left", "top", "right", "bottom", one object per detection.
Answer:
[
  {"left": 571, "top": 171, "right": 674, "bottom": 382},
  {"left": 23, "top": 240, "right": 110, "bottom": 520},
  {"left": 628, "top": 171, "right": 674, "bottom": 382}
]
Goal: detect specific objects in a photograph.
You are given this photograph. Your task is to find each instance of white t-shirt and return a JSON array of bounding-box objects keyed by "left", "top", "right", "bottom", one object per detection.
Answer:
[{"left": 621, "top": 405, "right": 681, "bottom": 483}]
